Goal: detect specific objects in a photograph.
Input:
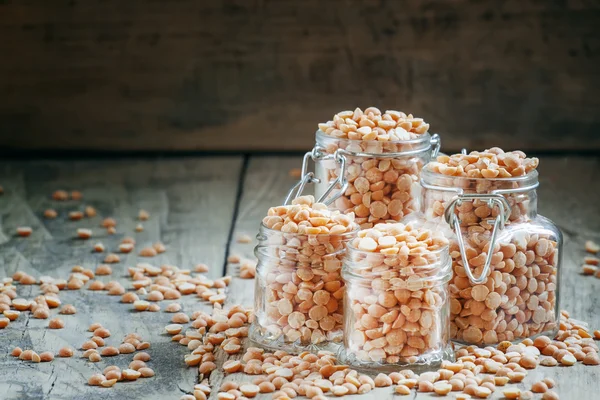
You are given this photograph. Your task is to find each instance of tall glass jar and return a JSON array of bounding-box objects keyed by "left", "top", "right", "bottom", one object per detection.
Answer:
[
  {"left": 249, "top": 223, "right": 356, "bottom": 353},
  {"left": 314, "top": 130, "right": 440, "bottom": 229},
  {"left": 420, "top": 167, "right": 562, "bottom": 346},
  {"left": 338, "top": 229, "right": 453, "bottom": 372}
]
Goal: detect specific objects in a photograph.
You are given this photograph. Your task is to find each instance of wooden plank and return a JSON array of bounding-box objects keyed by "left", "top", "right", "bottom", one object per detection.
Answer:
[
  {"left": 206, "top": 157, "right": 302, "bottom": 396},
  {"left": 0, "top": 1, "right": 599, "bottom": 152},
  {"left": 0, "top": 163, "right": 53, "bottom": 400},
  {"left": 213, "top": 155, "right": 600, "bottom": 400},
  {"left": 225, "top": 157, "right": 303, "bottom": 308},
  {"left": 0, "top": 157, "right": 243, "bottom": 399},
  {"left": 510, "top": 156, "right": 600, "bottom": 400},
  {"left": 1, "top": 155, "right": 598, "bottom": 399}
]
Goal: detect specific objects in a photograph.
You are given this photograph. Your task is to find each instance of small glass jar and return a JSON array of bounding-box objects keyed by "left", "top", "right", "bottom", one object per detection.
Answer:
[
  {"left": 338, "top": 236, "right": 453, "bottom": 372},
  {"left": 314, "top": 130, "right": 440, "bottom": 229},
  {"left": 249, "top": 223, "right": 356, "bottom": 353},
  {"left": 420, "top": 167, "right": 562, "bottom": 345}
]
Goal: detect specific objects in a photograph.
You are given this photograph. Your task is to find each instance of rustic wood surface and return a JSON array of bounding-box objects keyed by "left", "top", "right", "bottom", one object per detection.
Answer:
[
  {"left": 0, "top": 155, "right": 599, "bottom": 399},
  {"left": 1, "top": 1, "right": 599, "bottom": 152},
  {"left": 0, "top": 157, "right": 243, "bottom": 399}
]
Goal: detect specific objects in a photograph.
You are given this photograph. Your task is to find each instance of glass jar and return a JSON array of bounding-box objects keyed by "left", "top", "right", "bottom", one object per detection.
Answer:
[
  {"left": 249, "top": 223, "right": 356, "bottom": 353},
  {"left": 338, "top": 236, "right": 453, "bottom": 372},
  {"left": 314, "top": 130, "right": 440, "bottom": 229},
  {"left": 420, "top": 167, "right": 562, "bottom": 345}
]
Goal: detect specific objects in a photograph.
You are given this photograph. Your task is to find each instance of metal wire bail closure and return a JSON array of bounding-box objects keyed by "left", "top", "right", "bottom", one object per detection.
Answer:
[
  {"left": 444, "top": 194, "right": 511, "bottom": 285},
  {"left": 430, "top": 133, "right": 441, "bottom": 159},
  {"left": 284, "top": 147, "right": 348, "bottom": 206},
  {"left": 286, "top": 132, "right": 438, "bottom": 206}
]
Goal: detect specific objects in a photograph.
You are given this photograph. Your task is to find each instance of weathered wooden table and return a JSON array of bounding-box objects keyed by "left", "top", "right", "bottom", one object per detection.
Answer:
[{"left": 0, "top": 155, "right": 598, "bottom": 399}]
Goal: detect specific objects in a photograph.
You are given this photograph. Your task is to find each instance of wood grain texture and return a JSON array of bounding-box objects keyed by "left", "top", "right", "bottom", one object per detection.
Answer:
[
  {"left": 207, "top": 157, "right": 302, "bottom": 397},
  {"left": 0, "top": 157, "right": 243, "bottom": 399},
  {"left": 0, "top": 155, "right": 599, "bottom": 400},
  {"left": 0, "top": 1, "right": 599, "bottom": 152},
  {"left": 214, "top": 155, "right": 600, "bottom": 400}
]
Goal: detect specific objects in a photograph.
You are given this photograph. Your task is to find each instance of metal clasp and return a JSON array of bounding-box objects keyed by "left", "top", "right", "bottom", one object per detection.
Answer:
[
  {"left": 285, "top": 132, "right": 440, "bottom": 206},
  {"left": 323, "top": 133, "right": 441, "bottom": 160},
  {"left": 421, "top": 139, "right": 541, "bottom": 285},
  {"left": 430, "top": 134, "right": 441, "bottom": 158},
  {"left": 284, "top": 147, "right": 348, "bottom": 206},
  {"left": 444, "top": 193, "right": 511, "bottom": 284}
]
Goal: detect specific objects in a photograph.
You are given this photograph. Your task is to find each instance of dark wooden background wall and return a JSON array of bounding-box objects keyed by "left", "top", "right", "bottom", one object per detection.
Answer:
[{"left": 0, "top": 0, "right": 599, "bottom": 153}]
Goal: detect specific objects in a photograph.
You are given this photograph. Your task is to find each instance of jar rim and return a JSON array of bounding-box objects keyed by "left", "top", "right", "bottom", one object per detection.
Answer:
[
  {"left": 342, "top": 247, "right": 453, "bottom": 283},
  {"left": 342, "top": 268, "right": 453, "bottom": 285},
  {"left": 345, "top": 242, "right": 449, "bottom": 259},
  {"left": 315, "top": 129, "right": 432, "bottom": 146},
  {"left": 421, "top": 164, "right": 539, "bottom": 183},
  {"left": 258, "top": 222, "right": 359, "bottom": 238}
]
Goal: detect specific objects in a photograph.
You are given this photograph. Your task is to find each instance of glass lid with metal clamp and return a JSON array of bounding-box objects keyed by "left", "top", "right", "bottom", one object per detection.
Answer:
[
  {"left": 313, "top": 107, "right": 441, "bottom": 230},
  {"left": 418, "top": 148, "right": 562, "bottom": 346}
]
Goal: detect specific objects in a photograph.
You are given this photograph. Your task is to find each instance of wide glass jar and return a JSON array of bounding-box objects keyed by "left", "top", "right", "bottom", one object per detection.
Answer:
[
  {"left": 314, "top": 130, "right": 440, "bottom": 230},
  {"left": 249, "top": 223, "right": 356, "bottom": 353},
  {"left": 338, "top": 223, "right": 453, "bottom": 372},
  {"left": 420, "top": 165, "right": 562, "bottom": 346}
]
